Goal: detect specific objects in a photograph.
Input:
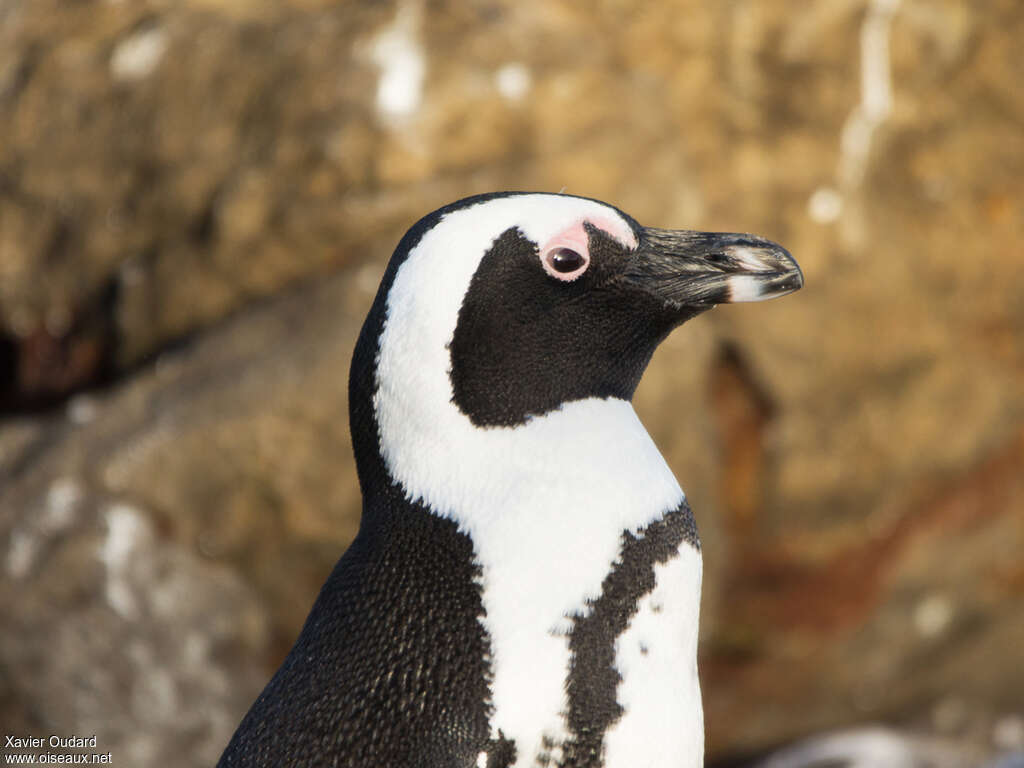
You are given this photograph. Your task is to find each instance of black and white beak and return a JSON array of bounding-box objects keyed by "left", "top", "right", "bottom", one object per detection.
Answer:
[{"left": 624, "top": 228, "right": 804, "bottom": 307}]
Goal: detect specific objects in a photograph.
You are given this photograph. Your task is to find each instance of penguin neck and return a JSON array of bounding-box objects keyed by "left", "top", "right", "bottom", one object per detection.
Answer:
[
  {"left": 375, "top": 392, "right": 684, "bottom": 540},
  {"left": 371, "top": 343, "right": 690, "bottom": 597},
  {"left": 350, "top": 294, "right": 689, "bottom": 580}
]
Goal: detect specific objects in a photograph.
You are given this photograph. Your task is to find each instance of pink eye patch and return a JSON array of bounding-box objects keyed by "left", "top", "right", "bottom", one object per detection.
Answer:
[{"left": 539, "top": 217, "right": 637, "bottom": 282}]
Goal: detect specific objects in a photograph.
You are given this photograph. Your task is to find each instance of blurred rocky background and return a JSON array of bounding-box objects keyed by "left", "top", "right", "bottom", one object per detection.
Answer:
[{"left": 1, "top": 0, "right": 1022, "bottom": 765}]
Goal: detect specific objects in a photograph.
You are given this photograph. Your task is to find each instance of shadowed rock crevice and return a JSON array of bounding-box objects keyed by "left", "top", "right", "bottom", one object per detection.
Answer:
[
  {"left": 709, "top": 342, "right": 776, "bottom": 537},
  {"left": 0, "top": 277, "right": 120, "bottom": 414}
]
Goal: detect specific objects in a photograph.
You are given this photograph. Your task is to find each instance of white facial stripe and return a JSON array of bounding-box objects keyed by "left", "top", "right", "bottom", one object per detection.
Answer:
[
  {"left": 603, "top": 547, "right": 704, "bottom": 768},
  {"left": 374, "top": 193, "right": 689, "bottom": 764}
]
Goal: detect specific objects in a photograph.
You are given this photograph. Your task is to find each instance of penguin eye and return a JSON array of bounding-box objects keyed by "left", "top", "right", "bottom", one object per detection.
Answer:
[
  {"left": 541, "top": 247, "right": 589, "bottom": 281},
  {"left": 550, "top": 248, "right": 584, "bottom": 272}
]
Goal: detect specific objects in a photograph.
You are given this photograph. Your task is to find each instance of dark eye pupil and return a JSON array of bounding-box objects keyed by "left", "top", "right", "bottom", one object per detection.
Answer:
[{"left": 550, "top": 248, "right": 583, "bottom": 273}]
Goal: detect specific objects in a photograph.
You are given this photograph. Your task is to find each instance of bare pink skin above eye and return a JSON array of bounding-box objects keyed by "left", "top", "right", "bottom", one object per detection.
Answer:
[{"left": 539, "top": 217, "right": 638, "bottom": 282}]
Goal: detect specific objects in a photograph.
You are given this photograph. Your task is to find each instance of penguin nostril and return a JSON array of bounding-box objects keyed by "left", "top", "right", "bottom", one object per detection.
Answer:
[{"left": 542, "top": 247, "right": 589, "bottom": 281}]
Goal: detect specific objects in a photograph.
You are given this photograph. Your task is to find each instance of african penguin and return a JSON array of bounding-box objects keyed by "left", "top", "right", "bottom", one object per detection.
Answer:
[{"left": 218, "top": 192, "right": 803, "bottom": 768}]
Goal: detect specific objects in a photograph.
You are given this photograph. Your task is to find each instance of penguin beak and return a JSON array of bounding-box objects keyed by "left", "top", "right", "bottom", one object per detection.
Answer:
[{"left": 623, "top": 228, "right": 804, "bottom": 307}]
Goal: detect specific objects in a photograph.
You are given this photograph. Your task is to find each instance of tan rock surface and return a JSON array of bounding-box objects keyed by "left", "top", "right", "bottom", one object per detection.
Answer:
[{"left": 1, "top": 0, "right": 1022, "bottom": 765}]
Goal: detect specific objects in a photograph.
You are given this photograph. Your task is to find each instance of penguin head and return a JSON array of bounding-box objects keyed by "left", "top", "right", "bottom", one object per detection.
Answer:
[
  {"left": 351, "top": 192, "right": 801, "bottom": 489},
  {"left": 361, "top": 192, "right": 800, "bottom": 421}
]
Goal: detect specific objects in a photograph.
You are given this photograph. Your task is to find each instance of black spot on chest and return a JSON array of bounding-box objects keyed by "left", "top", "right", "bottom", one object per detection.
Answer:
[{"left": 559, "top": 500, "right": 700, "bottom": 768}]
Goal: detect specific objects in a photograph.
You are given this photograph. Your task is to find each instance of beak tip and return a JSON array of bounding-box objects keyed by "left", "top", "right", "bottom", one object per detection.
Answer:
[{"left": 723, "top": 242, "right": 804, "bottom": 303}]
